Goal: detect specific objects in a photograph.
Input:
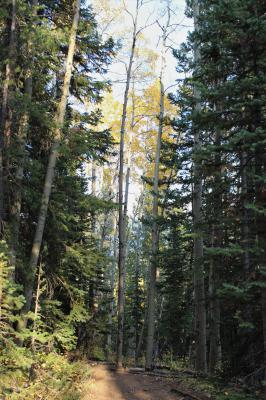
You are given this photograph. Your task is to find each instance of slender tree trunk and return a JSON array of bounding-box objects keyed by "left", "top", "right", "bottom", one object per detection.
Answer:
[
  {"left": 0, "top": 0, "right": 17, "bottom": 230},
  {"left": 145, "top": 35, "right": 166, "bottom": 370},
  {"left": 123, "top": 80, "right": 135, "bottom": 224},
  {"left": 31, "top": 264, "right": 42, "bottom": 351},
  {"left": 19, "top": 0, "right": 80, "bottom": 324},
  {"left": 192, "top": 0, "right": 207, "bottom": 373},
  {"left": 116, "top": 3, "right": 138, "bottom": 368},
  {"left": 134, "top": 223, "right": 141, "bottom": 356},
  {"left": 89, "top": 163, "right": 97, "bottom": 310},
  {"left": 107, "top": 230, "right": 117, "bottom": 354}
]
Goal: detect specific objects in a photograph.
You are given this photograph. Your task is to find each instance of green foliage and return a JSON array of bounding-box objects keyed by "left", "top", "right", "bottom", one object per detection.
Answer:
[
  {"left": 169, "top": 0, "right": 266, "bottom": 377},
  {"left": 0, "top": 242, "right": 31, "bottom": 370},
  {"left": 0, "top": 0, "right": 116, "bottom": 397}
]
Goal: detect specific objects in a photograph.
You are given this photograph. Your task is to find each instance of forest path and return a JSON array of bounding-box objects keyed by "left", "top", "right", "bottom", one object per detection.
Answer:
[{"left": 83, "top": 363, "right": 185, "bottom": 400}]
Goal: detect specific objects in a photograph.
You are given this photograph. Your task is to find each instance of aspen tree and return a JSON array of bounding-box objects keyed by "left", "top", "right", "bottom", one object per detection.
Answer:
[{"left": 116, "top": 0, "right": 139, "bottom": 368}]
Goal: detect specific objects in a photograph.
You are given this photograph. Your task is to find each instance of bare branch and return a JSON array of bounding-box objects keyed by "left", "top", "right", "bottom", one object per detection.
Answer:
[
  {"left": 164, "top": 82, "right": 179, "bottom": 93},
  {"left": 122, "top": 0, "right": 136, "bottom": 25}
]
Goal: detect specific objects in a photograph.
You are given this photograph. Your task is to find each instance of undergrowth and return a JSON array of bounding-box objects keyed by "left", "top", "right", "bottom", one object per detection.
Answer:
[
  {"left": 0, "top": 352, "right": 91, "bottom": 400},
  {"left": 176, "top": 374, "right": 262, "bottom": 400}
]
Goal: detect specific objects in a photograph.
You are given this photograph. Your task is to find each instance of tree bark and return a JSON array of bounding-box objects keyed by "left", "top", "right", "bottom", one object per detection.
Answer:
[
  {"left": 192, "top": 0, "right": 207, "bottom": 373},
  {"left": 19, "top": 0, "right": 80, "bottom": 324}
]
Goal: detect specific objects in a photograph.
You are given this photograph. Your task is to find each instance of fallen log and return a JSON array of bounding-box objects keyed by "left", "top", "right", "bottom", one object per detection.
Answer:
[
  {"left": 128, "top": 368, "right": 180, "bottom": 378},
  {"left": 171, "top": 387, "right": 212, "bottom": 400}
]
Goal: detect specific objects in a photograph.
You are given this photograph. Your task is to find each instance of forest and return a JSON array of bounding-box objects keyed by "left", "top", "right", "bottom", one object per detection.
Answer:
[{"left": 0, "top": 0, "right": 265, "bottom": 399}]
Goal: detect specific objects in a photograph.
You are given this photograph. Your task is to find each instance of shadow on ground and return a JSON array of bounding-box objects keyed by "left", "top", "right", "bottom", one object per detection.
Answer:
[{"left": 85, "top": 364, "right": 182, "bottom": 400}]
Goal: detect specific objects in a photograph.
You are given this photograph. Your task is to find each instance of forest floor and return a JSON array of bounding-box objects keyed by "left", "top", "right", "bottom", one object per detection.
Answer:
[{"left": 83, "top": 363, "right": 209, "bottom": 400}]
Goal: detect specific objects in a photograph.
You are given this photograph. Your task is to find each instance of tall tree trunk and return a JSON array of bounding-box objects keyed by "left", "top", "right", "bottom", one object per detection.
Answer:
[
  {"left": 134, "top": 190, "right": 146, "bottom": 364},
  {"left": 123, "top": 109, "right": 134, "bottom": 229},
  {"left": 106, "top": 228, "right": 117, "bottom": 356},
  {"left": 31, "top": 264, "right": 42, "bottom": 351},
  {"left": 19, "top": 0, "right": 80, "bottom": 324},
  {"left": 91, "top": 162, "right": 96, "bottom": 197},
  {"left": 123, "top": 79, "right": 135, "bottom": 225},
  {"left": 255, "top": 148, "right": 266, "bottom": 365},
  {"left": 262, "top": 291, "right": 266, "bottom": 366},
  {"left": 0, "top": 0, "right": 17, "bottom": 231},
  {"left": 240, "top": 151, "right": 251, "bottom": 275},
  {"left": 240, "top": 151, "right": 256, "bottom": 367},
  {"left": 192, "top": 0, "right": 207, "bottom": 373},
  {"left": 145, "top": 32, "right": 166, "bottom": 370},
  {"left": 136, "top": 304, "right": 148, "bottom": 363},
  {"left": 209, "top": 231, "right": 222, "bottom": 373},
  {"left": 116, "top": 2, "right": 138, "bottom": 368},
  {"left": 134, "top": 223, "right": 141, "bottom": 358},
  {"left": 10, "top": 0, "right": 38, "bottom": 271},
  {"left": 209, "top": 121, "right": 222, "bottom": 374},
  {"left": 106, "top": 180, "right": 118, "bottom": 356},
  {"left": 89, "top": 163, "right": 97, "bottom": 310},
  {"left": 153, "top": 295, "right": 164, "bottom": 363}
]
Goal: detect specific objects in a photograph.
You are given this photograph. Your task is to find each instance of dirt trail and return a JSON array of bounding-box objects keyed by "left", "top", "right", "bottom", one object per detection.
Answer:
[{"left": 83, "top": 364, "right": 185, "bottom": 400}]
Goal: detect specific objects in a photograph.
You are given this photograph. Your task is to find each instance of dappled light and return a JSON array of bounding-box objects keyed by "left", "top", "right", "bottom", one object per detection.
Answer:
[{"left": 84, "top": 364, "right": 181, "bottom": 400}]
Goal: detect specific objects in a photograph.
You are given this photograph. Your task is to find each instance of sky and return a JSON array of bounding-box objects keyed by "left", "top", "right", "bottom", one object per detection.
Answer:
[
  {"left": 92, "top": 0, "right": 191, "bottom": 97},
  {"left": 90, "top": 0, "right": 191, "bottom": 214}
]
